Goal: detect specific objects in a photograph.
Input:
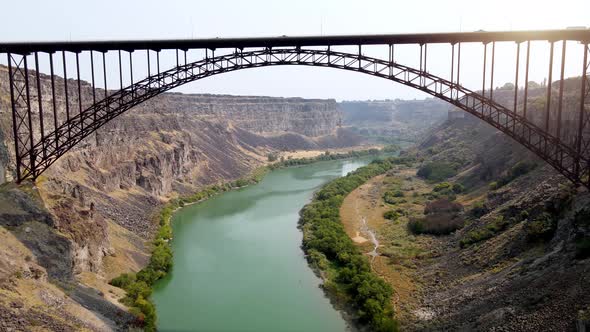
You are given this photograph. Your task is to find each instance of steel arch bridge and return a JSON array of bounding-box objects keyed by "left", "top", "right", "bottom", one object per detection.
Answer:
[{"left": 1, "top": 30, "right": 590, "bottom": 187}]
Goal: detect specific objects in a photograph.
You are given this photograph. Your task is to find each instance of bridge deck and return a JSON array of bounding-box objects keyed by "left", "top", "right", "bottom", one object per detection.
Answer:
[{"left": 1, "top": 29, "right": 589, "bottom": 53}]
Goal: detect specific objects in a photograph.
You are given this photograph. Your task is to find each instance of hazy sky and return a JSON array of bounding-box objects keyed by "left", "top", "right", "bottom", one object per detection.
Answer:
[{"left": 1, "top": 0, "right": 589, "bottom": 101}]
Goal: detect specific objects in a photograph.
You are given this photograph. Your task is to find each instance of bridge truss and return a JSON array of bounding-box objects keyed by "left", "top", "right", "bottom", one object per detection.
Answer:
[{"left": 1, "top": 30, "right": 589, "bottom": 187}]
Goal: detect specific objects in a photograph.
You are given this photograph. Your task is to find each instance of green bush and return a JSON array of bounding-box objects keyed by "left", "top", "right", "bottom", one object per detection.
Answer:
[
  {"left": 383, "top": 190, "right": 404, "bottom": 204},
  {"left": 383, "top": 210, "right": 400, "bottom": 221},
  {"left": 460, "top": 229, "right": 491, "bottom": 248},
  {"left": 417, "top": 162, "right": 457, "bottom": 182},
  {"left": 430, "top": 182, "right": 457, "bottom": 199},
  {"left": 433, "top": 182, "right": 452, "bottom": 192},
  {"left": 452, "top": 183, "right": 464, "bottom": 194},
  {"left": 407, "top": 218, "right": 424, "bottom": 234},
  {"left": 469, "top": 201, "right": 488, "bottom": 218},
  {"left": 232, "top": 178, "right": 250, "bottom": 188},
  {"left": 306, "top": 249, "right": 330, "bottom": 270},
  {"left": 525, "top": 213, "right": 557, "bottom": 242},
  {"left": 267, "top": 152, "right": 279, "bottom": 162},
  {"left": 460, "top": 216, "right": 510, "bottom": 248},
  {"left": 109, "top": 273, "right": 136, "bottom": 288}
]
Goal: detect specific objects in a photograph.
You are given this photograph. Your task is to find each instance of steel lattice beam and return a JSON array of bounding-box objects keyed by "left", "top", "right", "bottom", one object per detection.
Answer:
[{"left": 2, "top": 29, "right": 590, "bottom": 188}]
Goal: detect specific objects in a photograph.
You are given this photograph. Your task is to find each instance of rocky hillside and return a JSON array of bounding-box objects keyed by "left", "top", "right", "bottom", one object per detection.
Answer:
[
  {"left": 409, "top": 113, "right": 590, "bottom": 331},
  {"left": 339, "top": 99, "right": 449, "bottom": 143},
  {"left": 0, "top": 65, "right": 365, "bottom": 330},
  {"left": 337, "top": 78, "right": 589, "bottom": 331}
]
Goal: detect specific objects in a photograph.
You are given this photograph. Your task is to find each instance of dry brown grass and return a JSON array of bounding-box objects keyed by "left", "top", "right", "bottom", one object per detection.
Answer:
[
  {"left": 0, "top": 227, "right": 108, "bottom": 331},
  {"left": 102, "top": 220, "right": 149, "bottom": 281}
]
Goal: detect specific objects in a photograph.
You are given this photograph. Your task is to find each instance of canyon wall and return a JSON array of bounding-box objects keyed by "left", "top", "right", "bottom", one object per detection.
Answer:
[
  {"left": 339, "top": 98, "right": 449, "bottom": 143},
  {"left": 0, "top": 65, "right": 362, "bottom": 330}
]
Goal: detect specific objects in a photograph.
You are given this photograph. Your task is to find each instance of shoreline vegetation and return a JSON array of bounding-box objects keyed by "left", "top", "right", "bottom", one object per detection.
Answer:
[
  {"left": 108, "top": 145, "right": 399, "bottom": 330},
  {"left": 299, "top": 157, "right": 414, "bottom": 332}
]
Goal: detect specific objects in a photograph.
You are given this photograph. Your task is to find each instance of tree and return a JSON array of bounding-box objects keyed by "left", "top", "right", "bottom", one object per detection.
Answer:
[{"left": 500, "top": 82, "right": 515, "bottom": 90}]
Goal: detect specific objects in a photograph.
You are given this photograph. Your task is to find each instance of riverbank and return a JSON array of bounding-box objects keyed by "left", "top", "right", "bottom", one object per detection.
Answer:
[
  {"left": 109, "top": 146, "right": 397, "bottom": 330},
  {"left": 339, "top": 166, "right": 436, "bottom": 328},
  {"left": 299, "top": 157, "right": 415, "bottom": 332}
]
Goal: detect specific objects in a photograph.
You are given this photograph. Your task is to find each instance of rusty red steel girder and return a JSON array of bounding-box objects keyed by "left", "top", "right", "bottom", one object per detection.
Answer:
[{"left": 2, "top": 29, "right": 590, "bottom": 187}]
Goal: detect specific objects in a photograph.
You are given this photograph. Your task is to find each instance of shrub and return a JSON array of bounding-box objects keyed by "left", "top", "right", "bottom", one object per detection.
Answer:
[
  {"left": 460, "top": 229, "right": 492, "bottom": 248},
  {"left": 452, "top": 183, "right": 464, "bottom": 194},
  {"left": 525, "top": 213, "right": 557, "bottom": 242},
  {"left": 469, "top": 201, "right": 488, "bottom": 218},
  {"left": 267, "top": 152, "right": 278, "bottom": 162},
  {"left": 383, "top": 190, "right": 404, "bottom": 204},
  {"left": 232, "top": 178, "right": 249, "bottom": 188},
  {"left": 417, "top": 162, "right": 457, "bottom": 182},
  {"left": 407, "top": 218, "right": 425, "bottom": 234},
  {"left": 109, "top": 273, "right": 136, "bottom": 288},
  {"left": 430, "top": 182, "right": 459, "bottom": 199},
  {"left": 306, "top": 249, "right": 330, "bottom": 270},
  {"left": 383, "top": 210, "right": 400, "bottom": 221},
  {"left": 510, "top": 161, "right": 536, "bottom": 177},
  {"left": 460, "top": 216, "right": 510, "bottom": 248},
  {"left": 433, "top": 182, "right": 452, "bottom": 192}
]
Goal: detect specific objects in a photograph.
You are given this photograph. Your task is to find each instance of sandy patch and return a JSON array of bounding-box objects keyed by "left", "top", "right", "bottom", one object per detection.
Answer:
[
  {"left": 352, "top": 231, "right": 369, "bottom": 243},
  {"left": 278, "top": 145, "right": 384, "bottom": 161}
]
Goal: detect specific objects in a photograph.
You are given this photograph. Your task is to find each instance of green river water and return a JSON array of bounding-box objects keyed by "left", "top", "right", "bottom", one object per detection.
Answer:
[{"left": 152, "top": 157, "right": 379, "bottom": 331}]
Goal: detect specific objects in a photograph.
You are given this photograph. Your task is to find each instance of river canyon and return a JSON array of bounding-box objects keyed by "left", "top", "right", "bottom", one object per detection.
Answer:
[
  {"left": 152, "top": 158, "right": 379, "bottom": 331},
  {"left": 0, "top": 60, "right": 589, "bottom": 332}
]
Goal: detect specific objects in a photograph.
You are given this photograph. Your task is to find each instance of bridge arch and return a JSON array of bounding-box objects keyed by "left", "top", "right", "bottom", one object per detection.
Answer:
[{"left": 18, "top": 47, "right": 589, "bottom": 186}]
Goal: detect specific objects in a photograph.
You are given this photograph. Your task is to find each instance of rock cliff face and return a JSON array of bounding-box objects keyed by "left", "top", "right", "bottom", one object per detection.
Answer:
[
  {"left": 339, "top": 99, "right": 449, "bottom": 143},
  {"left": 152, "top": 93, "right": 340, "bottom": 137},
  {"left": 0, "top": 65, "right": 362, "bottom": 330}
]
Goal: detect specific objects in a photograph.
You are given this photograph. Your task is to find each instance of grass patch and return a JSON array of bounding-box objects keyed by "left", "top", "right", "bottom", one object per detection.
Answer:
[
  {"left": 525, "top": 212, "right": 557, "bottom": 242},
  {"left": 460, "top": 216, "right": 511, "bottom": 248}
]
